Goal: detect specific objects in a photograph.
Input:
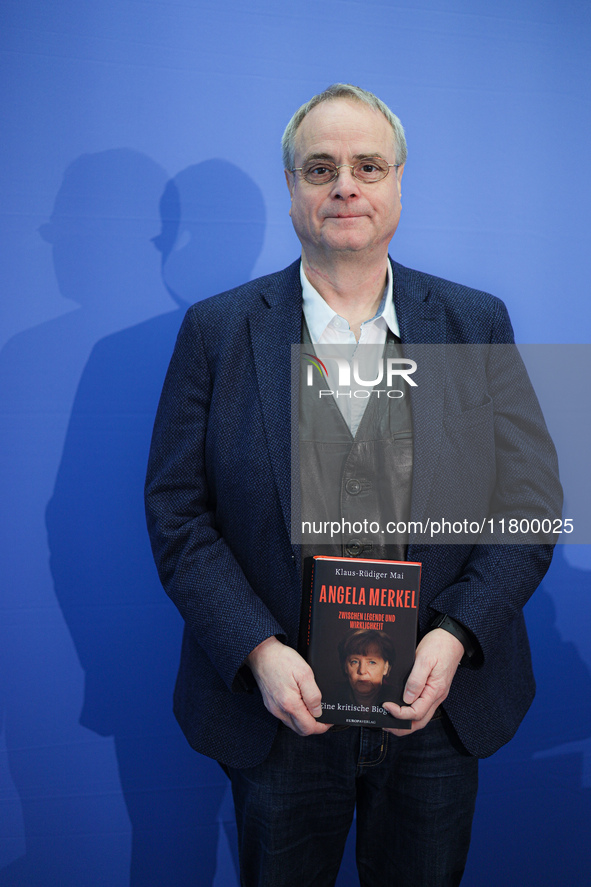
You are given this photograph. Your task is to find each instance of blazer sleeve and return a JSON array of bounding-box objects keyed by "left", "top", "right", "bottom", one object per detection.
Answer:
[
  {"left": 144, "top": 306, "right": 286, "bottom": 692},
  {"left": 427, "top": 297, "right": 563, "bottom": 663}
]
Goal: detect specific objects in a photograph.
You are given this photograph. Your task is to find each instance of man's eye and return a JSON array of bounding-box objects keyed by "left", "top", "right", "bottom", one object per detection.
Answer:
[
  {"left": 359, "top": 163, "right": 379, "bottom": 173},
  {"left": 307, "top": 165, "right": 331, "bottom": 177}
]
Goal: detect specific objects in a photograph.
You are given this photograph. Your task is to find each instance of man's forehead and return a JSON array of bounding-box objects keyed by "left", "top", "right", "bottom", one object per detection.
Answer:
[{"left": 293, "top": 98, "right": 394, "bottom": 161}]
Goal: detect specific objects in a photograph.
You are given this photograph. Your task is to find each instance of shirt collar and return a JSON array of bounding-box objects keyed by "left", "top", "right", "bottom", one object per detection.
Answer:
[{"left": 300, "top": 260, "right": 400, "bottom": 341}]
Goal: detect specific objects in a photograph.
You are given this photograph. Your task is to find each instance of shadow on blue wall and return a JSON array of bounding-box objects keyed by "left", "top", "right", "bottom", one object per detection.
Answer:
[
  {"left": 43, "top": 158, "right": 265, "bottom": 885},
  {"left": 0, "top": 149, "right": 170, "bottom": 886}
]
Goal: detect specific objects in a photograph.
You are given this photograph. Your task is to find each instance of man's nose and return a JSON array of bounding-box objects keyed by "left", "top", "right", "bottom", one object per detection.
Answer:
[{"left": 330, "top": 166, "right": 361, "bottom": 199}]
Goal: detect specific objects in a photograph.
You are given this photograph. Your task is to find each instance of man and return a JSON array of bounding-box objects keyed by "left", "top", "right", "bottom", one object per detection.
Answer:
[{"left": 145, "top": 84, "right": 561, "bottom": 886}]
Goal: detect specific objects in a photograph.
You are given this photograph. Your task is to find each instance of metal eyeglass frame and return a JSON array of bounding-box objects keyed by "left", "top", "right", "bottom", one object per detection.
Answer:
[{"left": 289, "top": 158, "right": 400, "bottom": 185}]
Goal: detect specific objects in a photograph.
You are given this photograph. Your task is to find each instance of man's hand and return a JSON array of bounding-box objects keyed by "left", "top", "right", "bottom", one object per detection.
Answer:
[
  {"left": 247, "top": 636, "right": 332, "bottom": 736},
  {"left": 381, "top": 628, "right": 464, "bottom": 736}
]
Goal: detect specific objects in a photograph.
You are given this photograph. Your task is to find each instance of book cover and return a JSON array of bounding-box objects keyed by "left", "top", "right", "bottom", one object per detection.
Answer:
[{"left": 301, "top": 556, "right": 422, "bottom": 729}]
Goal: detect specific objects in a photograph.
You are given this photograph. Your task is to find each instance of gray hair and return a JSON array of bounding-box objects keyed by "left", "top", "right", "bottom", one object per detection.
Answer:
[{"left": 281, "top": 83, "right": 407, "bottom": 171}]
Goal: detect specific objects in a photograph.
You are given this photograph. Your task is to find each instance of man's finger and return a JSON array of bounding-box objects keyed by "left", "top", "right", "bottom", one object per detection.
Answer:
[
  {"left": 401, "top": 657, "right": 431, "bottom": 704},
  {"left": 282, "top": 699, "right": 330, "bottom": 736},
  {"left": 298, "top": 671, "right": 323, "bottom": 718},
  {"left": 382, "top": 697, "right": 441, "bottom": 735},
  {"left": 383, "top": 694, "right": 433, "bottom": 721}
]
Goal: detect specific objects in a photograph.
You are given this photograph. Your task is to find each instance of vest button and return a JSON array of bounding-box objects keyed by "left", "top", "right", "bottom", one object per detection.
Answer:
[
  {"left": 345, "top": 539, "right": 362, "bottom": 556},
  {"left": 345, "top": 478, "right": 361, "bottom": 495}
]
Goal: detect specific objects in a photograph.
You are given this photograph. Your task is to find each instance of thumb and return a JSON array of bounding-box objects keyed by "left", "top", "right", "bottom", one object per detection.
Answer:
[
  {"left": 298, "top": 670, "right": 323, "bottom": 718},
  {"left": 402, "top": 661, "right": 429, "bottom": 704}
]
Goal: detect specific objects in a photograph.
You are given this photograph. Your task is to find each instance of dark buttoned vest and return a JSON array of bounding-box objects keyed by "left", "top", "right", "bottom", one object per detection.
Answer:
[{"left": 300, "top": 322, "right": 413, "bottom": 563}]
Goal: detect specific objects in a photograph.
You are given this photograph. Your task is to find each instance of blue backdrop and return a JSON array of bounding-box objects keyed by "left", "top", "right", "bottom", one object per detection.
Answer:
[{"left": 1, "top": 2, "right": 590, "bottom": 884}]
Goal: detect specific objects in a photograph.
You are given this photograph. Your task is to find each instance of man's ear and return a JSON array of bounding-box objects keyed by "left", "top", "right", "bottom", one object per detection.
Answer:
[
  {"left": 284, "top": 169, "right": 295, "bottom": 200},
  {"left": 396, "top": 163, "right": 404, "bottom": 198}
]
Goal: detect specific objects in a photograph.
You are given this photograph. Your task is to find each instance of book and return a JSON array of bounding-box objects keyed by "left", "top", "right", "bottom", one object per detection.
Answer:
[{"left": 300, "top": 555, "right": 422, "bottom": 729}]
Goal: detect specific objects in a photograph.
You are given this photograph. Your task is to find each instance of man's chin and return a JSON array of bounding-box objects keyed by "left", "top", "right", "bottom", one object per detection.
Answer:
[{"left": 321, "top": 235, "right": 374, "bottom": 255}]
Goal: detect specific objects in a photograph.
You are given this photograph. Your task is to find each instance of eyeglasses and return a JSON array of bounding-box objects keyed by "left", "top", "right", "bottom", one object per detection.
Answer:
[{"left": 290, "top": 157, "right": 399, "bottom": 185}]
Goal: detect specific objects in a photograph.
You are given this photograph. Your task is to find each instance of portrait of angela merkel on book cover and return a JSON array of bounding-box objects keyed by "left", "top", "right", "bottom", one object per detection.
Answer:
[{"left": 336, "top": 629, "right": 395, "bottom": 708}]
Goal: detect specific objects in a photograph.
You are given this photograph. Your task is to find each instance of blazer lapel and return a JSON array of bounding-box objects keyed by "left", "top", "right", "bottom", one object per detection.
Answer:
[
  {"left": 392, "top": 261, "right": 447, "bottom": 534},
  {"left": 248, "top": 262, "right": 302, "bottom": 545}
]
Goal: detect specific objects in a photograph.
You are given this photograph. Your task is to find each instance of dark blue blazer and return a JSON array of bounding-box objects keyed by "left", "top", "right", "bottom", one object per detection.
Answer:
[{"left": 145, "top": 259, "right": 562, "bottom": 767}]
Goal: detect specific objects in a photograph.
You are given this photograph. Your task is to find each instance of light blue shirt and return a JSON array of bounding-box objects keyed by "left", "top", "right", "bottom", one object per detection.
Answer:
[{"left": 301, "top": 261, "right": 400, "bottom": 435}]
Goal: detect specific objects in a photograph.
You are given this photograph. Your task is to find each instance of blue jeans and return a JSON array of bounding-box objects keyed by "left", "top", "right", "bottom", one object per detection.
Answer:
[{"left": 227, "top": 716, "right": 478, "bottom": 887}]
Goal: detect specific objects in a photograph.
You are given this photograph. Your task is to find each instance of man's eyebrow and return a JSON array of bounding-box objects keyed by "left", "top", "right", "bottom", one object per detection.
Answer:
[
  {"left": 302, "top": 152, "right": 336, "bottom": 163},
  {"left": 302, "top": 152, "right": 388, "bottom": 163}
]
